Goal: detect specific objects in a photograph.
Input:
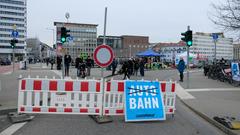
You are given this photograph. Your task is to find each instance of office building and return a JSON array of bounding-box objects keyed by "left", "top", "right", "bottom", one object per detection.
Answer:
[
  {"left": 190, "top": 32, "right": 233, "bottom": 60},
  {"left": 0, "top": 0, "right": 27, "bottom": 60},
  {"left": 54, "top": 22, "right": 98, "bottom": 61}
]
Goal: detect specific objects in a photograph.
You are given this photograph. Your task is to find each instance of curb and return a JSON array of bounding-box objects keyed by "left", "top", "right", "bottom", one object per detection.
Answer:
[
  {"left": 180, "top": 100, "right": 237, "bottom": 135},
  {"left": 0, "top": 107, "right": 17, "bottom": 116}
]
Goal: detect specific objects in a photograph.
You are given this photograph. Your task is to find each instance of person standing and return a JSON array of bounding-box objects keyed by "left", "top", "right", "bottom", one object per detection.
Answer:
[
  {"left": 177, "top": 57, "right": 186, "bottom": 82},
  {"left": 50, "top": 57, "right": 55, "bottom": 70},
  {"left": 122, "top": 61, "right": 130, "bottom": 80},
  {"left": 64, "top": 53, "right": 72, "bottom": 76},
  {"left": 111, "top": 58, "right": 117, "bottom": 76},
  {"left": 75, "top": 56, "right": 81, "bottom": 77},
  {"left": 139, "top": 58, "right": 145, "bottom": 77},
  {"left": 86, "top": 56, "right": 92, "bottom": 76}
]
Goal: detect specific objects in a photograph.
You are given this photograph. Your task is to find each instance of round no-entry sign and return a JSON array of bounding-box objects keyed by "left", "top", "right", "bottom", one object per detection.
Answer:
[{"left": 93, "top": 45, "right": 114, "bottom": 67}]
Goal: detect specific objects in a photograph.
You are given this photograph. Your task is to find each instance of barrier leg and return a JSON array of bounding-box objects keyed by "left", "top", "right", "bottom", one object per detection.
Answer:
[{"left": 89, "top": 78, "right": 113, "bottom": 124}]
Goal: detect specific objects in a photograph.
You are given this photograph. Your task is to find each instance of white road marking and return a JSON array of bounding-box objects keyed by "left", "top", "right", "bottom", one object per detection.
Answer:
[
  {"left": 0, "top": 122, "right": 27, "bottom": 135},
  {"left": 176, "top": 83, "right": 195, "bottom": 100},
  {"left": 186, "top": 88, "right": 240, "bottom": 92}
]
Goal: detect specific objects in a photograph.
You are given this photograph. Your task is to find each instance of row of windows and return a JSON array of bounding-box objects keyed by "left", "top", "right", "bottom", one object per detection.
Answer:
[
  {"left": 70, "top": 28, "right": 97, "bottom": 33},
  {"left": 0, "top": 28, "right": 25, "bottom": 33},
  {"left": 0, "top": 34, "right": 24, "bottom": 38},
  {"left": 0, "top": 40, "right": 24, "bottom": 44},
  {"left": 0, "top": 4, "right": 25, "bottom": 10},
  {"left": 0, "top": 45, "right": 24, "bottom": 49},
  {"left": 0, "top": 0, "right": 24, "bottom": 5},
  {"left": 0, "top": 17, "right": 24, "bottom": 22},
  {"left": 0, "top": 11, "right": 24, "bottom": 16},
  {"left": 0, "top": 22, "right": 24, "bottom": 27}
]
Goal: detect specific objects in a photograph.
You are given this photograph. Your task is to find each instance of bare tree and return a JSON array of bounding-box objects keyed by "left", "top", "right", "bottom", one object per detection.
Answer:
[{"left": 210, "top": 0, "right": 240, "bottom": 33}]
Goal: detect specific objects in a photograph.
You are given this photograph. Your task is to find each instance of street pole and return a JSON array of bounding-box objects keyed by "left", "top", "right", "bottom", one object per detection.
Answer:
[
  {"left": 13, "top": 48, "right": 15, "bottom": 72},
  {"left": 187, "top": 26, "right": 190, "bottom": 89},
  {"left": 40, "top": 44, "right": 42, "bottom": 70},
  {"left": 102, "top": 7, "right": 107, "bottom": 78},
  {"left": 214, "top": 40, "right": 217, "bottom": 63},
  {"left": 62, "top": 49, "right": 65, "bottom": 79}
]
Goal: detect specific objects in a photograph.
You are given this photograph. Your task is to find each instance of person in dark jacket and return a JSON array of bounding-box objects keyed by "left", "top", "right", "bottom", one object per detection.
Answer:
[
  {"left": 64, "top": 54, "right": 72, "bottom": 76},
  {"left": 122, "top": 61, "right": 130, "bottom": 80},
  {"left": 86, "top": 56, "right": 92, "bottom": 76},
  {"left": 177, "top": 57, "right": 186, "bottom": 82},
  {"left": 75, "top": 56, "right": 81, "bottom": 77},
  {"left": 139, "top": 58, "right": 145, "bottom": 77},
  {"left": 111, "top": 58, "right": 117, "bottom": 76}
]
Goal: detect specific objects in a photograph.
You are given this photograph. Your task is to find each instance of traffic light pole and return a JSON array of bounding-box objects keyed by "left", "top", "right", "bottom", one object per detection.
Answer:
[
  {"left": 12, "top": 47, "right": 15, "bottom": 73},
  {"left": 187, "top": 26, "right": 190, "bottom": 89}
]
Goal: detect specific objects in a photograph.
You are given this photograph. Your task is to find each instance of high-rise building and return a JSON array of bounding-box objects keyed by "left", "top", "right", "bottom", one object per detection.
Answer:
[
  {"left": 233, "top": 44, "right": 240, "bottom": 60},
  {"left": 54, "top": 22, "right": 98, "bottom": 61},
  {"left": 0, "top": 0, "right": 27, "bottom": 60},
  {"left": 190, "top": 32, "right": 233, "bottom": 60}
]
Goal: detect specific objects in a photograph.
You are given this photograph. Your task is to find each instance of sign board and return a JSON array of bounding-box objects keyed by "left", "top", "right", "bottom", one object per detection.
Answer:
[
  {"left": 231, "top": 62, "right": 240, "bottom": 81},
  {"left": 93, "top": 45, "right": 114, "bottom": 67},
  {"left": 12, "top": 31, "right": 18, "bottom": 38},
  {"left": 212, "top": 33, "right": 218, "bottom": 41},
  {"left": 124, "top": 81, "right": 166, "bottom": 122}
]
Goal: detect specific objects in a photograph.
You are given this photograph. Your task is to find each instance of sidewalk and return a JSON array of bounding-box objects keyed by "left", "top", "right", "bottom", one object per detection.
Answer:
[{"left": 178, "top": 72, "right": 240, "bottom": 135}]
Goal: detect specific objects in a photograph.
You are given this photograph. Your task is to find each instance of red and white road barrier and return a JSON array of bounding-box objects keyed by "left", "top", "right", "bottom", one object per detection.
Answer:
[
  {"left": 18, "top": 77, "right": 176, "bottom": 117},
  {"left": 18, "top": 76, "right": 103, "bottom": 115}
]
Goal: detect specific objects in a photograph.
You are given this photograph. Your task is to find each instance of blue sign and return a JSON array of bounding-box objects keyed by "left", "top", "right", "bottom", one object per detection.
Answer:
[
  {"left": 231, "top": 62, "right": 240, "bottom": 81},
  {"left": 67, "top": 36, "right": 73, "bottom": 42},
  {"left": 12, "top": 31, "right": 18, "bottom": 38},
  {"left": 212, "top": 33, "right": 218, "bottom": 40},
  {"left": 124, "top": 81, "right": 166, "bottom": 122}
]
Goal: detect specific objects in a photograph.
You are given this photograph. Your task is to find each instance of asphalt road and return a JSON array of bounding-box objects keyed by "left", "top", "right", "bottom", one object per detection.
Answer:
[
  {"left": 0, "top": 66, "right": 229, "bottom": 135},
  {"left": 13, "top": 99, "right": 225, "bottom": 135}
]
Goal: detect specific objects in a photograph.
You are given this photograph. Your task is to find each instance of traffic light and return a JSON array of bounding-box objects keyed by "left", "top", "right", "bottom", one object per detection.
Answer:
[
  {"left": 186, "top": 30, "right": 192, "bottom": 46},
  {"left": 10, "top": 39, "right": 18, "bottom": 48},
  {"left": 181, "top": 30, "right": 192, "bottom": 46},
  {"left": 60, "top": 27, "right": 70, "bottom": 43}
]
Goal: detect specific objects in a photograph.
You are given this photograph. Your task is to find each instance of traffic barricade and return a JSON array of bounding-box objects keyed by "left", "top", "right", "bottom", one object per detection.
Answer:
[{"left": 18, "top": 76, "right": 103, "bottom": 115}]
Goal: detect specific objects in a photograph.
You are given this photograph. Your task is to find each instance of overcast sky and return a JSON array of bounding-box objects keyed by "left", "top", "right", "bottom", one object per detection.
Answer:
[{"left": 27, "top": 0, "right": 222, "bottom": 46}]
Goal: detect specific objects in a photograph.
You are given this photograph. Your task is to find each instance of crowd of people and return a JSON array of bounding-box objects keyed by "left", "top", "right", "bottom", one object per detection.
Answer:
[{"left": 118, "top": 58, "right": 145, "bottom": 79}]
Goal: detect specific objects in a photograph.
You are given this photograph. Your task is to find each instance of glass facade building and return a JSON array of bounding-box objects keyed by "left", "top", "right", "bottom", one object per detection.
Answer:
[{"left": 0, "top": 0, "right": 27, "bottom": 59}]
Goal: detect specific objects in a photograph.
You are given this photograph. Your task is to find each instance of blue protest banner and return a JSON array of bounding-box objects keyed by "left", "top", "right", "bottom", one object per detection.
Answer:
[
  {"left": 124, "top": 81, "right": 166, "bottom": 122},
  {"left": 231, "top": 62, "right": 240, "bottom": 81}
]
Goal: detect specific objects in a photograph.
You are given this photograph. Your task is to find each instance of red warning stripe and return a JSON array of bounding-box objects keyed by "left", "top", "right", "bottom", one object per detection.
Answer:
[
  {"left": 95, "top": 109, "right": 99, "bottom": 113},
  {"left": 106, "top": 82, "right": 111, "bottom": 91},
  {"left": 161, "top": 83, "right": 166, "bottom": 92},
  {"left": 33, "top": 107, "right": 41, "bottom": 112},
  {"left": 65, "top": 81, "right": 73, "bottom": 91},
  {"left": 64, "top": 108, "right": 72, "bottom": 112},
  {"left": 49, "top": 81, "right": 57, "bottom": 91},
  {"left": 171, "top": 83, "right": 175, "bottom": 92},
  {"left": 48, "top": 108, "right": 57, "bottom": 112},
  {"left": 81, "top": 82, "right": 89, "bottom": 92},
  {"left": 116, "top": 109, "right": 124, "bottom": 114},
  {"left": 105, "top": 110, "right": 109, "bottom": 114},
  {"left": 21, "top": 80, "right": 26, "bottom": 90},
  {"left": 80, "top": 108, "right": 88, "bottom": 113},
  {"left": 96, "top": 82, "right": 100, "bottom": 92},
  {"left": 20, "top": 107, "right": 25, "bottom": 112},
  {"left": 118, "top": 82, "right": 124, "bottom": 92},
  {"left": 33, "top": 80, "right": 42, "bottom": 91}
]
